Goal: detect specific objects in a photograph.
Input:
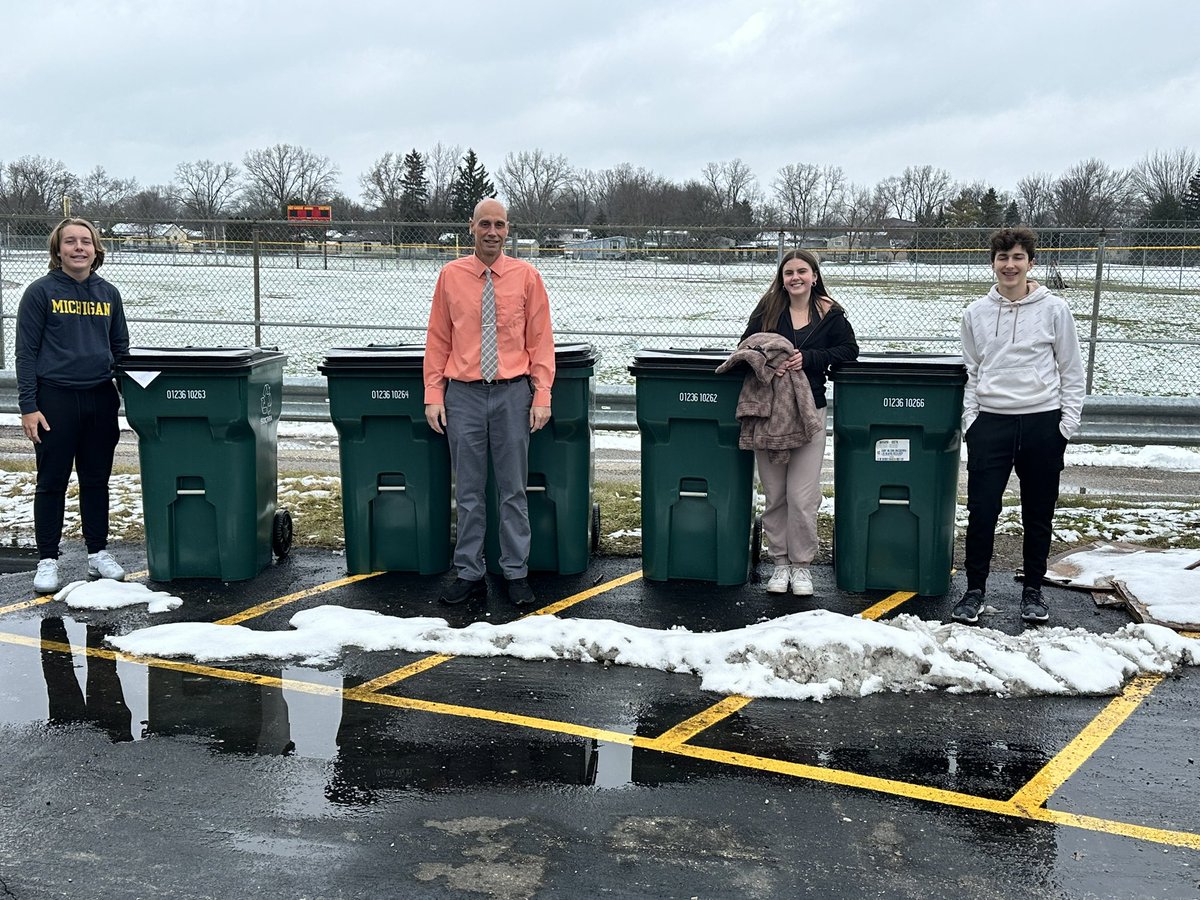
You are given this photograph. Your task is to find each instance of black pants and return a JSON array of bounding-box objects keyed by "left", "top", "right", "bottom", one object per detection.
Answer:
[
  {"left": 33, "top": 381, "right": 120, "bottom": 559},
  {"left": 963, "top": 410, "right": 1067, "bottom": 593}
]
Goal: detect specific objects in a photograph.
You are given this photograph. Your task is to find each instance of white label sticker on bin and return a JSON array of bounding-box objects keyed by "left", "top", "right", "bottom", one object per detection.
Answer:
[
  {"left": 875, "top": 439, "right": 910, "bottom": 462},
  {"left": 127, "top": 370, "right": 159, "bottom": 389}
]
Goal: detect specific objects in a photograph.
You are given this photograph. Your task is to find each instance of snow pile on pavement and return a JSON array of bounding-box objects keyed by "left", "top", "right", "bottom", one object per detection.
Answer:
[
  {"left": 108, "top": 606, "right": 1200, "bottom": 702},
  {"left": 58, "top": 580, "right": 182, "bottom": 614}
]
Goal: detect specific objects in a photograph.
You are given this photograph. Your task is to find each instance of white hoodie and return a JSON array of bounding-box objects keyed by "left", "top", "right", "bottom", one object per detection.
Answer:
[{"left": 960, "top": 284, "right": 1085, "bottom": 439}]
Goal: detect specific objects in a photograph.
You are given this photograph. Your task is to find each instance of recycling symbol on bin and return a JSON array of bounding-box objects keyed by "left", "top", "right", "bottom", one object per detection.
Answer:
[{"left": 260, "top": 384, "right": 273, "bottom": 418}]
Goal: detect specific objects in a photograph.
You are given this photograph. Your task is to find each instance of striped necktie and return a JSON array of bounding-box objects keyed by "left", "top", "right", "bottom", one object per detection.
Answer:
[{"left": 480, "top": 268, "right": 498, "bottom": 382}]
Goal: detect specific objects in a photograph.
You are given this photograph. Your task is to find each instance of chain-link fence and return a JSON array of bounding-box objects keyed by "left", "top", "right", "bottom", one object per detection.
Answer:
[{"left": 1, "top": 216, "right": 1197, "bottom": 395}]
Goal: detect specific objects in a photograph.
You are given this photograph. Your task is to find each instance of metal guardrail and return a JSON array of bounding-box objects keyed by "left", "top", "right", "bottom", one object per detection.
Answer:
[{"left": 1, "top": 374, "right": 1197, "bottom": 446}]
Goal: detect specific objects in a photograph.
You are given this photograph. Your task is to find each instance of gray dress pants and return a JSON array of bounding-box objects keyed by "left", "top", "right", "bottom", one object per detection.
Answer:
[{"left": 444, "top": 377, "right": 533, "bottom": 580}]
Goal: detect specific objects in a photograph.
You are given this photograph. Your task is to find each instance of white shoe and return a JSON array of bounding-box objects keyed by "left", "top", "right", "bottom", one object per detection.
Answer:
[
  {"left": 790, "top": 567, "right": 814, "bottom": 596},
  {"left": 87, "top": 550, "right": 126, "bottom": 582},
  {"left": 766, "top": 565, "right": 791, "bottom": 593},
  {"left": 34, "top": 558, "right": 61, "bottom": 594}
]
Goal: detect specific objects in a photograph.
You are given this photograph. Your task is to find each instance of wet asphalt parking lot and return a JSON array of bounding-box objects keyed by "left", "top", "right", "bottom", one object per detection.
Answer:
[{"left": 1, "top": 544, "right": 1199, "bottom": 900}]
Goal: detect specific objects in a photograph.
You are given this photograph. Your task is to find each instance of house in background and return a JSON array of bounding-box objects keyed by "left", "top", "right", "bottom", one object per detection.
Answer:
[{"left": 110, "top": 223, "right": 194, "bottom": 251}]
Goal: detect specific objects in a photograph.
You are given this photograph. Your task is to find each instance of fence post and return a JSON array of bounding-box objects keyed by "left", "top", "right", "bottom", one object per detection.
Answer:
[
  {"left": 252, "top": 224, "right": 262, "bottom": 347},
  {"left": 1085, "top": 231, "right": 1106, "bottom": 395},
  {"left": 777, "top": 229, "right": 784, "bottom": 266}
]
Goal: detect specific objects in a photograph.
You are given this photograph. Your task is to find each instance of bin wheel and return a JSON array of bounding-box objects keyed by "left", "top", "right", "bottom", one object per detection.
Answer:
[
  {"left": 591, "top": 503, "right": 601, "bottom": 554},
  {"left": 750, "top": 515, "right": 763, "bottom": 582},
  {"left": 272, "top": 509, "right": 294, "bottom": 559}
]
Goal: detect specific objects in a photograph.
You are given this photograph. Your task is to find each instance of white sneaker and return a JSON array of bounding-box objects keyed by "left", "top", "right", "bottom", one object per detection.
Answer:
[
  {"left": 87, "top": 550, "right": 126, "bottom": 582},
  {"left": 34, "top": 558, "right": 61, "bottom": 594},
  {"left": 790, "top": 567, "right": 814, "bottom": 596},
  {"left": 766, "top": 565, "right": 791, "bottom": 593}
]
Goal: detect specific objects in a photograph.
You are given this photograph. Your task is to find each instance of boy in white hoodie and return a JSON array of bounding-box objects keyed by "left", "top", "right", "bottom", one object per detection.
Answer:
[{"left": 952, "top": 228, "right": 1085, "bottom": 626}]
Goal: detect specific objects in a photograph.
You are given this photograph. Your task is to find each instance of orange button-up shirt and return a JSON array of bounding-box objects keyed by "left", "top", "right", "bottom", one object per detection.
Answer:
[{"left": 423, "top": 252, "right": 555, "bottom": 406}]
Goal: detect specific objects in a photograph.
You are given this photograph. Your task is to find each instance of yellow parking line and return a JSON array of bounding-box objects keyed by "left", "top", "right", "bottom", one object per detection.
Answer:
[
  {"left": 355, "top": 655, "right": 456, "bottom": 693},
  {"left": 859, "top": 591, "right": 918, "bottom": 621},
  {"left": 0, "top": 595, "right": 57, "bottom": 617},
  {"left": 216, "top": 572, "right": 383, "bottom": 625},
  {"left": 7, "top": 627, "right": 1199, "bottom": 852},
  {"left": 613, "top": 587, "right": 920, "bottom": 750},
  {"left": 656, "top": 695, "right": 753, "bottom": 746},
  {"left": 1024, "top": 805, "right": 1200, "bottom": 851},
  {"left": 532, "top": 569, "right": 644, "bottom": 617},
  {"left": 1009, "top": 672, "right": 1164, "bottom": 812}
]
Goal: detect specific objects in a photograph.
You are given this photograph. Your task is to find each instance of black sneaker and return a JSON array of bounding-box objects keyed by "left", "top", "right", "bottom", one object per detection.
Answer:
[
  {"left": 951, "top": 589, "right": 985, "bottom": 624},
  {"left": 505, "top": 576, "right": 537, "bottom": 607},
  {"left": 439, "top": 578, "right": 487, "bottom": 606},
  {"left": 1020, "top": 586, "right": 1050, "bottom": 624}
]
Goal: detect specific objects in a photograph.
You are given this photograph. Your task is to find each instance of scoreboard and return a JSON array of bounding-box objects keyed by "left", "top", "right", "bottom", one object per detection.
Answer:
[{"left": 287, "top": 205, "right": 332, "bottom": 224}]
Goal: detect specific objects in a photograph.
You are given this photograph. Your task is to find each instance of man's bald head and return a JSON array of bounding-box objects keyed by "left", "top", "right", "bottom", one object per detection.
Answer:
[{"left": 470, "top": 198, "right": 509, "bottom": 265}]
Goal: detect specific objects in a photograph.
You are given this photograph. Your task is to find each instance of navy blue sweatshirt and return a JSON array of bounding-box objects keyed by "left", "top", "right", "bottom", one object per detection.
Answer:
[{"left": 15, "top": 269, "right": 130, "bottom": 414}]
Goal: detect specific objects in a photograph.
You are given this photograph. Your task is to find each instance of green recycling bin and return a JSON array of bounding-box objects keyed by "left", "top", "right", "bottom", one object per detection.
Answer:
[
  {"left": 629, "top": 349, "right": 754, "bottom": 585},
  {"left": 830, "top": 353, "right": 967, "bottom": 596},
  {"left": 319, "top": 346, "right": 451, "bottom": 576},
  {"left": 117, "top": 347, "right": 291, "bottom": 582},
  {"left": 484, "top": 343, "right": 599, "bottom": 575}
]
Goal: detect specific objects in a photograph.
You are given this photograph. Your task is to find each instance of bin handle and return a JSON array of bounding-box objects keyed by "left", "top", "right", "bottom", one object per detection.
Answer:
[
  {"left": 378, "top": 485, "right": 406, "bottom": 492},
  {"left": 679, "top": 490, "right": 708, "bottom": 498},
  {"left": 879, "top": 498, "right": 910, "bottom": 506},
  {"left": 176, "top": 489, "right": 206, "bottom": 496},
  {"left": 527, "top": 485, "right": 546, "bottom": 493}
]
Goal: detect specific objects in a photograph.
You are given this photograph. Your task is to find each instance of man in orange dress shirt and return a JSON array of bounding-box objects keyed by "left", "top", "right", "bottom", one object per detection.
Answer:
[{"left": 424, "top": 198, "right": 555, "bottom": 607}]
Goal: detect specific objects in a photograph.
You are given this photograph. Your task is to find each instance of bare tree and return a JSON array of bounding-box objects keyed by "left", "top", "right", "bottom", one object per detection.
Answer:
[
  {"left": 174, "top": 159, "right": 240, "bottom": 220},
  {"left": 76, "top": 166, "right": 139, "bottom": 220},
  {"left": 124, "top": 185, "right": 181, "bottom": 223},
  {"left": 556, "top": 168, "right": 600, "bottom": 226},
  {"left": 594, "top": 163, "right": 664, "bottom": 226},
  {"left": 496, "top": 149, "right": 572, "bottom": 224},
  {"left": 359, "top": 151, "right": 405, "bottom": 219},
  {"left": 701, "top": 158, "right": 762, "bottom": 224},
  {"left": 881, "top": 165, "right": 952, "bottom": 223},
  {"left": 425, "top": 141, "right": 463, "bottom": 220},
  {"left": 1016, "top": 173, "right": 1056, "bottom": 226},
  {"left": 1051, "top": 158, "right": 1134, "bottom": 226},
  {"left": 1132, "top": 147, "right": 1199, "bottom": 209},
  {"left": 773, "top": 163, "right": 846, "bottom": 228},
  {"left": 241, "top": 143, "right": 339, "bottom": 216},
  {"left": 2, "top": 155, "right": 77, "bottom": 216},
  {"left": 841, "top": 183, "right": 890, "bottom": 252}
]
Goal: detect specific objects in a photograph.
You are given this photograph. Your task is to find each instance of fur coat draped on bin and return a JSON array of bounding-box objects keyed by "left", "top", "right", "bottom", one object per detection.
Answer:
[{"left": 715, "top": 332, "right": 826, "bottom": 464}]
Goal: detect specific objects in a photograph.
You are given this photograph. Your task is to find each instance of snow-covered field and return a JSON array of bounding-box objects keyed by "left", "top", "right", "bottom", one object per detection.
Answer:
[{"left": 2, "top": 250, "right": 1197, "bottom": 392}]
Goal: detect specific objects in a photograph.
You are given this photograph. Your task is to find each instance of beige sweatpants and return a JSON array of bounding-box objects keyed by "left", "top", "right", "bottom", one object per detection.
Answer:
[{"left": 754, "top": 429, "right": 827, "bottom": 567}]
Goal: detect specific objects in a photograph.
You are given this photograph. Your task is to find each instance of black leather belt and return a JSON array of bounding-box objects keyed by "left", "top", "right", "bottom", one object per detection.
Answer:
[{"left": 456, "top": 375, "right": 528, "bottom": 385}]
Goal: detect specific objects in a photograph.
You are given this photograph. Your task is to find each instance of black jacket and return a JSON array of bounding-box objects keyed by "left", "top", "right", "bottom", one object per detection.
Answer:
[
  {"left": 16, "top": 269, "right": 130, "bottom": 413},
  {"left": 741, "top": 305, "right": 858, "bottom": 408}
]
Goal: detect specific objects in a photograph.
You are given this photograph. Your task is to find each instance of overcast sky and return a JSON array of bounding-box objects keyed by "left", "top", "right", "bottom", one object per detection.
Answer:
[{"left": 3, "top": 0, "right": 1198, "bottom": 202}]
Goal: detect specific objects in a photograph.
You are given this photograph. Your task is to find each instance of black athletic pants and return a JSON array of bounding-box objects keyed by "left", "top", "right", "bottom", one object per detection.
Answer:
[
  {"left": 33, "top": 381, "right": 120, "bottom": 559},
  {"left": 963, "top": 409, "right": 1067, "bottom": 593}
]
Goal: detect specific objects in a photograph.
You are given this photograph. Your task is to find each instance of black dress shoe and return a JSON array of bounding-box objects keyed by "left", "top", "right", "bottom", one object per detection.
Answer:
[
  {"left": 439, "top": 577, "right": 487, "bottom": 606},
  {"left": 505, "top": 576, "right": 537, "bottom": 607}
]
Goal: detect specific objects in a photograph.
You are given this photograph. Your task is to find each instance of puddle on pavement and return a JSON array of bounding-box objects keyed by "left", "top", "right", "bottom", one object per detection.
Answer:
[{"left": 0, "top": 615, "right": 642, "bottom": 801}]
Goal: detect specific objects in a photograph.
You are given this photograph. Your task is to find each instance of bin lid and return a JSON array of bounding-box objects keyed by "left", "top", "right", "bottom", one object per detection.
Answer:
[
  {"left": 555, "top": 342, "right": 599, "bottom": 368},
  {"left": 318, "top": 344, "right": 426, "bottom": 372},
  {"left": 831, "top": 352, "right": 966, "bottom": 381},
  {"left": 118, "top": 347, "right": 288, "bottom": 371},
  {"left": 628, "top": 347, "right": 735, "bottom": 375}
]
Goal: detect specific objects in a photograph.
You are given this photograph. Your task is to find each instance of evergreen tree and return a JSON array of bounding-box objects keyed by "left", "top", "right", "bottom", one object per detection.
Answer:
[
  {"left": 449, "top": 149, "right": 497, "bottom": 224},
  {"left": 398, "top": 148, "right": 429, "bottom": 243},
  {"left": 979, "top": 188, "right": 1003, "bottom": 228},
  {"left": 1003, "top": 200, "right": 1021, "bottom": 227},
  {"left": 1183, "top": 167, "right": 1200, "bottom": 223},
  {"left": 590, "top": 210, "right": 609, "bottom": 238}
]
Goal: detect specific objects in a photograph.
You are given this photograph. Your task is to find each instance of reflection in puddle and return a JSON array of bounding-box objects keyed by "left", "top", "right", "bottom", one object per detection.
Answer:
[{"left": 4, "top": 619, "right": 646, "bottom": 805}]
